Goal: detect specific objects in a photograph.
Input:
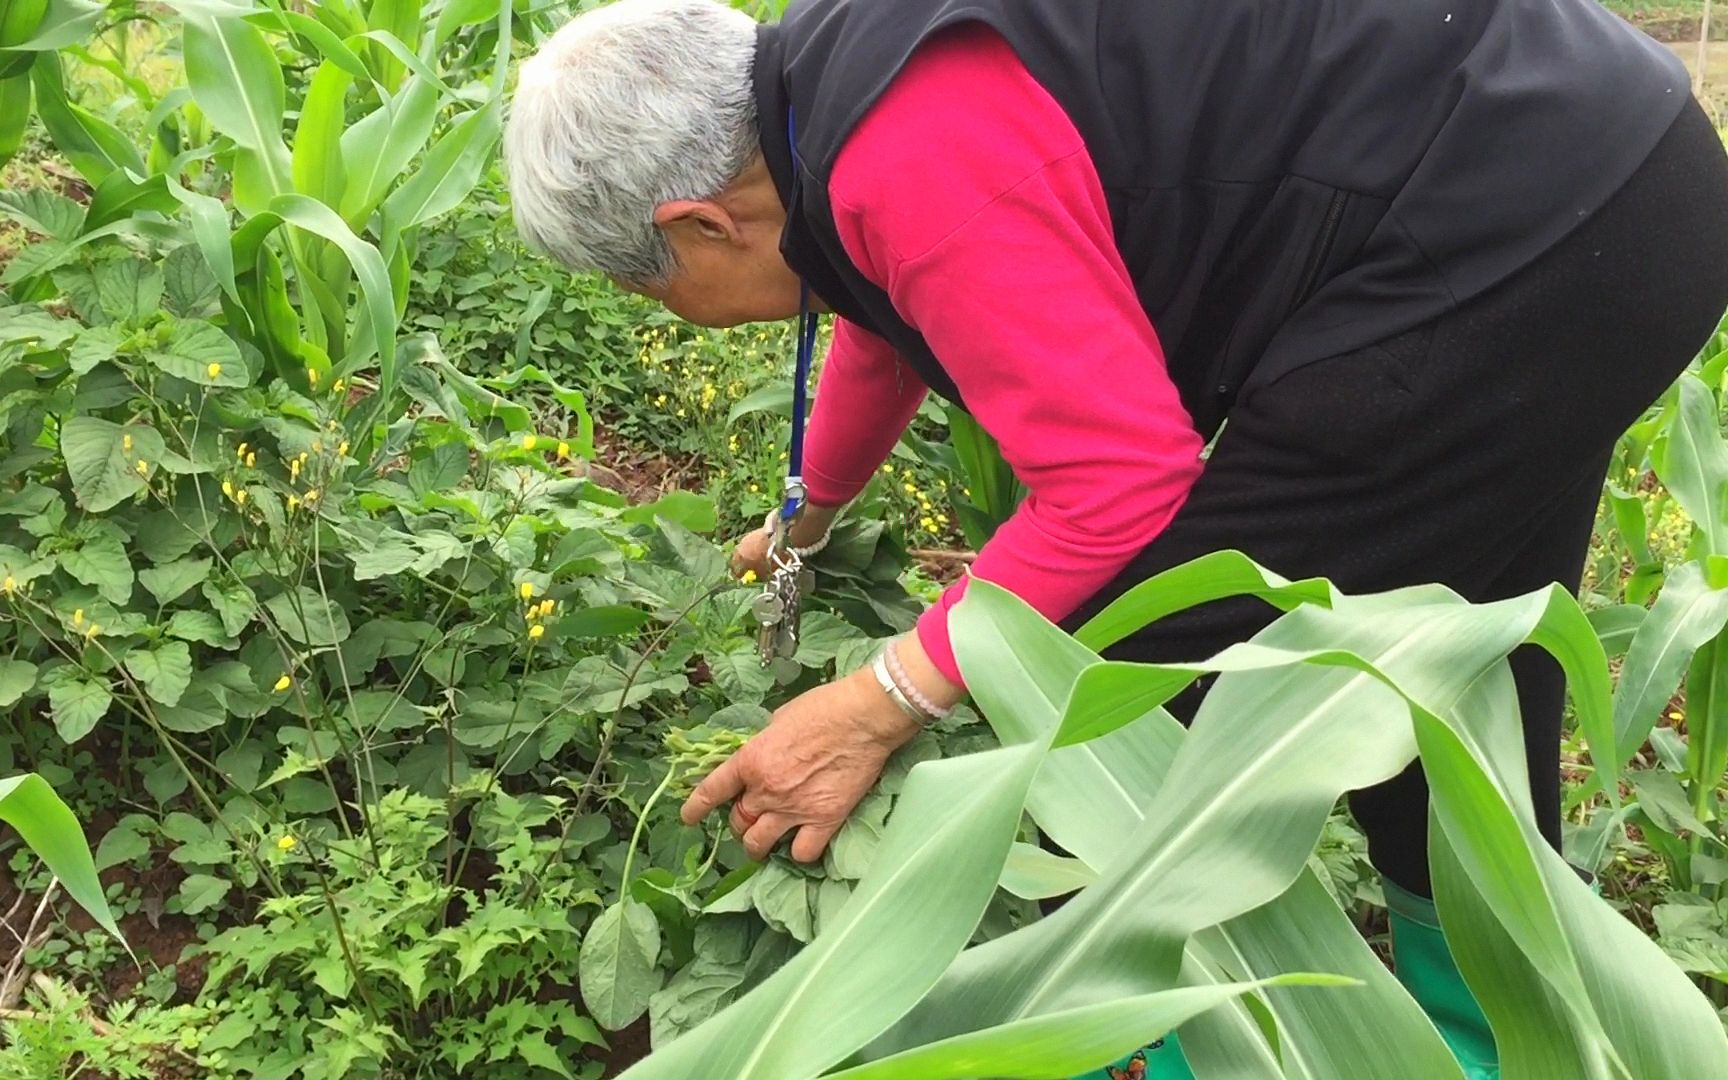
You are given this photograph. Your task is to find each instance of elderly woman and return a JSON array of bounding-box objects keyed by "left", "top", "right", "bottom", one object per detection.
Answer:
[{"left": 506, "top": 1, "right": 1728, "bottom": 1076}]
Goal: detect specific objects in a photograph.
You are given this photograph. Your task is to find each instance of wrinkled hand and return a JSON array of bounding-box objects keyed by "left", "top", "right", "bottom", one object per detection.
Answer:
[
  {"left": 680, "top": 667, "right": 921, "bottom": 862},
  {"left": 729, "top": 525, "right": 775, "bottom": 581},
  {"left": 727, "top": 503, "right": 840, "bottom": 580}
]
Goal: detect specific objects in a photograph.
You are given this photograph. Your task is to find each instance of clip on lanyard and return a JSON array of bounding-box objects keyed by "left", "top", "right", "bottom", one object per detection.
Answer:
[{"left": 754, "top": 108, "right": 819, "bottom": 669}]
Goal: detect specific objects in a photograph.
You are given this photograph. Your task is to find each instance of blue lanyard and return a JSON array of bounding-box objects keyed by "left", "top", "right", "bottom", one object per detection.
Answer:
[{"left": 779, "top": 108, "right": 817, "bottom": 525}]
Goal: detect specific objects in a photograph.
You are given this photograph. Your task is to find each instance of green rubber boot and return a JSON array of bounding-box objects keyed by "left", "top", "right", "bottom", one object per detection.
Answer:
[
  {"left": 1074, "top": 1032, "right": 1196, "bottom": 1080},
  {"left": 1385, "top": 880, "right": 1499, "bottom": 1079}
]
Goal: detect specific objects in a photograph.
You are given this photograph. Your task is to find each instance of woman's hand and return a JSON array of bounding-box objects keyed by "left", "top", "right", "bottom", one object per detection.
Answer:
[
  {"left": 728, "top": 503, "right": 842, "bottom": 580},
  {"left": 680, "top": 665, "right": 923, "bottom": 862}
]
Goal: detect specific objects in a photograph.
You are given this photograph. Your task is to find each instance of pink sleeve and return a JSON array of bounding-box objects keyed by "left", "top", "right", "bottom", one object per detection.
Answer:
[
  {"left": 801, "top": 318, "right": 927, "bottom": 508},
  {"left": 828, "top": 26, "right": 1206, "bottom": 685}
]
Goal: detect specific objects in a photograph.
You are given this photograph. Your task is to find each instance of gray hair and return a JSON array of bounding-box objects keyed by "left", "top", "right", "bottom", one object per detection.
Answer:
[{"left": 505, "top": 0, "right": 762, "bottom": 283}]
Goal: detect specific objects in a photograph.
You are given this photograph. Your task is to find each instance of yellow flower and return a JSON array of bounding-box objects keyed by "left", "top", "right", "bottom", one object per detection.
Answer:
[
  {"left": 655, "top": 394, "right": 668, "bottom": 407},
  {"left": 122, "top": 434, "right": 133, "bottom": 452},
  {"left": 234, "top": 489, "right": 248, "bottom": 506},
  {"left": 245, "top": 452, "right": 256, "bottom": 468},
  {"left": 520, "top": 434, "right": 537, "bottom": 451},
  {"left": 287, "top": 494, "right": 300, "bottom": 511},
  {"left": 519, "top": 581, "right": 536, "bottom": 600},
  {"left": 331, "top": 378, "right": 344, "bottom": 394},
  {"left": 221, "top": 479, "right": 233, "bottom": 498},
  {"left": 337, "top": 441, "right": 349, "bottom": 457},
  {"left": 290, "top": 459, "right": 301, "bottom": 481},
  {"left": 135, "top": 459, "right": 149, "bottom": 476},
  {"left": 311, "top": 440, "right": 323, "bottom": 454},
  {"left": 527, "top": 623, "right": 545, "bottom": 640},
  {"left": 206, "top": 362, "right": 222, "bottom": 379},
  {"left": 741, "top": 569, "right": 758, "bottom": 584},
  {"left": 675, "top": 408, "right": 687, "bottom": 419},
  {"left": 881, "top": 463, "right": 894, "bottom": 474},
  {"left": 1, "top": 576, "right": 13, "bottom": 594},
  {"left": 748, "top": 483, "right": 760, "bottom": 494},
  {"left": 277, "top": 835, "right": 297, "bottom": 852},
  {"left": 902, "top": 483, "right": 916, "bottom": 495},
  {"left": 557, "top": 441, "right": 571, "bottom": 460},
  {"left": 1669, "top": 710, "right": 1684, "bottom": 721},
  {"left": 303, "top": 489, "right": 320, "bottom": 505},
  {"left": 274, "top": 674, "right": 291, "bottom": 691},
  {"left": 72, "top": 609, "right": 83, "bottom": 627},
  {"left": 235, "top": 442, "right": 247, "bottom": 460},
  {"left": 307, "top": 368, "right": 319, "bottom": 386},
  {"left": 298, "top": 451, "right": 309, "bottom": 466},
  {"left": 921, "top": 516, "right": 937, "bottom": 532},
  {"left": 85, "top": 623, "right": 99, "bottom": 638},
  {"left": 539, "top": 599, "right": 556, "bottom": 617}
]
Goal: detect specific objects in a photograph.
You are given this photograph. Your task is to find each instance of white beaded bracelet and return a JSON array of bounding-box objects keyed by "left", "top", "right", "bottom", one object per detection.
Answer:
[
  {"left": 871, "top": 651, "right": 927, "bottom": 725},
  {"left": 763, "top": 508, "right": 834, "bottom": 558},
  {"left": 884, "top": 637, "right": 953, "bottom": 723}
]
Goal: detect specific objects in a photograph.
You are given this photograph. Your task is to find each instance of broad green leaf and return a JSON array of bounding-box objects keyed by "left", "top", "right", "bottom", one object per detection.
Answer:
[
  {"left": 48, "top": 675, "right": 110, "bottom": 743},
  {"left": 0, "top": 658, "right": 35, "bottom": 706},
  {"left": 181, "top": 8, "right": 290, "bottom": 194},
  {"left": 0, "top": 773, "right": 122, "bottom": 940},
  {"left": 60, "top": 522, "right": 133, "bottom": 605},
  {"left": 178, "top": 872, "right": 230, "bottom": 915},
  {"left": 203, "top": 578, "right": 257, "bottom": 637},
  {"left": 1076, "top": 549, "right": 1333, "bottom": 653},
  {"left": 350, "top": 531, "right": 419, "bottom": 580},
  {"left": 1611, "top": 561, "right": 1728, "bottom": 766},
  {"left": 61, "top": 416, "right": 166, "bottom": 512},
  {"left": 830, "top": 975, "right": 1352, "bottom": 1080},
  {"left": 144, "top": 320, "right": 248, "bottom": 387},
  {"left": 1656, "top": 373, "right": 1728, "bottom": 556},
  {"left": 580, "top": 900, "right": 663, "bottom": 1031},
  {"left": 156, "top": 687, "right": 228, "bottom": 734},
  {"left": 0, "top": 188, "right": 81, "bottom": 242},
  {"left": 264, "top": 585, "right": 351, "bottom": 646},
  {"left": 707, "top": 646, "right": 775, "bottom": 703},
  {"left": 999, "top": 844, "right": 1098, "bottom": 901},
  {"left": 93, "top": 257, "right": 162, "bottom": 323},
  {"left": 124, "top": 640, "right": 193, "bottom": 707},
  {"left": 138, "top": 556, "right": 212, "bottom": 605},
  {"left": 292, "top": 60, "right": 350, "bottom": 210},
  {"left": 380, "top": 100, "right": 501, "bottom": 237}
]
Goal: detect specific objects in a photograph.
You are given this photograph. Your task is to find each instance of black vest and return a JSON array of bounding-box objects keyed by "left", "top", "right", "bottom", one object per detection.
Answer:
[{"left": 754, "top": 0, "right": 1687, "bottom": 437}]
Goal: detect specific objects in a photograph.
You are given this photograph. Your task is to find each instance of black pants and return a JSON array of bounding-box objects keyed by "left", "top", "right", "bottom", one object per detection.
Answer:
[{"left": 1062, "top": 100, "right": 1728, "bottom": 897}]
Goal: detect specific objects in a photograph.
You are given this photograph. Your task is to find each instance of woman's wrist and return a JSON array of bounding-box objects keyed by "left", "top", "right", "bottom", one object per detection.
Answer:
[
  {"left": 792, "top": 502, "right": 841, "bottom": 548},
  {"left": 885, "top": 632, "right": 964, "bottom": 713}
]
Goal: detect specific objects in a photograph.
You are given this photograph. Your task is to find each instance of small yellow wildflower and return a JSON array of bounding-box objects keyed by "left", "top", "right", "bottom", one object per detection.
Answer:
[
  {"left": 307, "top": 368, "right": 319, "bottom": 387},
  {"left": 519, "top": 581, "right": 536, "bottom": 600},
  {"left": 311, "top": 440, "right": 323, "bottom": 454},
  {"left": 122, "top": 434, "right": 133, "bottom": 452},
  {"left": 528, "top": 623, "right": 545, "bottom": 641},
  {"left": 902, "top": 483, "right": 916, "bottom": 495},
  {"left": 206, "top": 362, "right": 222, "bottom": 379},
  {"left": 221, "top": 479, "right": 234, "bottom": 498},
  {"left": 85, "top": 624, "right": 100, "bottom": 639},
  {"left": 655, "top": 394, "right": 668, "bottom": 407},
  {"left": 135, "top": 459, "right": 149, "bottom": 476},
  {"left": 2, "top": 576, "right": 14, "bottom": 595},
  {"left": 882, "top": 463, "right": 894, "bottom": 474},
  {"left": 274, "top": 674, "right": 291, "bottom": 691},
  {"left": 245, "top": 452, "right": 256, "bottom": 468},
  {"left": 557, "top": 441, "right": 571, "bottom": 460},
  {"left": 298, "top": 451, "right": 309, "bottom": 466},
  {"left": 234, "top": 489, "right": 248, "bottom": 506},
  {"left": 236, "top": 442, "right": 247, "bottom": 459},
  {"left": 72, "top": 609, "right": 83, "bottom": 627},
  {"left": 277, "top": 835, "right": 297, "bottom": 852},
  {"left": 540, "top": 598, "right": 556, "bottom": 617},
  {"left": 1669, "top": 710, "right": 1684, "bottom": 721},
  {"left": 675, "top": 408, "right": 687, "bottom": 419},
  {"left": 337, "top": 441, "right": 349, "bottom": 457},
  {"left": 290, "top": 459, "right": 301, "bottom": 481},
  {"left": 522, "top": 434, "right": 538, "bottom": 451},
  {"left": 331, "top": 378, "right": 344, "bottom": 394},
  {"left": 741, "top": 569, "right": 758, "bottom": 584},
  {"left": 303, "top": 489, "right": 320, "bottom": 505},
  {"left": 749, "top": 483, "right": 760, "bottom": 494},
  {"left": 287, "top": 494, "right": 300, "bottom": 511}
]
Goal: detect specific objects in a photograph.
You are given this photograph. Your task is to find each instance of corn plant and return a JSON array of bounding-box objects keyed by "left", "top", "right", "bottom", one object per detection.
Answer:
[
  {"left": 624, "top": 554, "right": 1728, "bottom": 1078},
  {"left": 0, "top": 772, "right": 121, "bottom": 941}
]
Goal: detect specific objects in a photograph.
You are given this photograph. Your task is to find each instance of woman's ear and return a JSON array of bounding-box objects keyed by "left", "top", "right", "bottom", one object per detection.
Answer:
[{"left": 654, "top": 200, "right": 741, "bottom": 246}]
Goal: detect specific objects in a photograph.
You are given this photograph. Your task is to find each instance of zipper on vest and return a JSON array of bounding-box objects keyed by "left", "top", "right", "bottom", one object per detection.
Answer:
[{"left": 1293, "top": 190, "right": 1349, "bottom": 307}]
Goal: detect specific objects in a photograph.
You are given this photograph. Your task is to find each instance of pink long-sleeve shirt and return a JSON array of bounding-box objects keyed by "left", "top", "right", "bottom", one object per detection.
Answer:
[{"left": 800, "top": 25, "right": 1206, "bottom": 685}]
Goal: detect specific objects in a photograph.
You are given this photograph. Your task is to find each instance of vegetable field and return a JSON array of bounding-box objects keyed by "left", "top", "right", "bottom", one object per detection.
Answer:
[{"left": 1, "top": 1, "right": 1727, "bottom": 1078}]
